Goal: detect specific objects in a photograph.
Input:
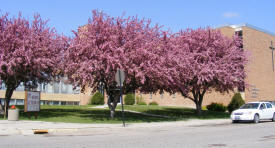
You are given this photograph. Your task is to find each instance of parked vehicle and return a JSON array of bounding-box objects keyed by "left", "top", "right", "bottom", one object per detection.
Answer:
[
  {"left": 230, "top": 102, "right": 275, "bottom": 123},
  {"left": 267, "top": 101, "right": 275, "bottom": 106},
  {"left": 260, "top": 100, "right": 275, "bottom": 106}
]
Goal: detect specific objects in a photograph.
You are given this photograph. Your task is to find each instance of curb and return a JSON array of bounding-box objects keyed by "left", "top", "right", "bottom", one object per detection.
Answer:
[
  {"left": 0, "top": 119, "right": 231, "bottom": 136},
  {"left": 0, "top": 128, "right": 81, "bottom": 136}
]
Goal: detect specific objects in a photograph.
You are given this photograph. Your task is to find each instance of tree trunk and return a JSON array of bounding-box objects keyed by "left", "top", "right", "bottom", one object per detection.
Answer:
[
  {"left": 108, "top": 100, "right": 117, "bottom": 119},
  {"left": 192, "top": 89, "right": 205, "bottom": 116},
  {"left": 110, "top": 108, "right": 115, "bottom": 119},
  {"left": 4, "top": 86, "right": 15, "bottom": 119},
  {"left": 195, "top": 102, "right": 202, "bottom": 115},
  {"left": 107, "top": 93, "right": 120, "bottom": 119}
]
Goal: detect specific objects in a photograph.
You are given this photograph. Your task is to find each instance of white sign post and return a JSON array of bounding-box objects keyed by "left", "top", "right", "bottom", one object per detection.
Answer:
[
  {"left": 25, "top": 91, "right": 40, "bottom": 118},
  {"left": 115, "top": 69, "right": 126, "bottom": 127}
]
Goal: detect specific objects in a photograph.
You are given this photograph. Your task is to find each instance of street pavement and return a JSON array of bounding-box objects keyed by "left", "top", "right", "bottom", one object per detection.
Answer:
[{"left": 1, "top": 119, "right": 275, "bottom": 148}]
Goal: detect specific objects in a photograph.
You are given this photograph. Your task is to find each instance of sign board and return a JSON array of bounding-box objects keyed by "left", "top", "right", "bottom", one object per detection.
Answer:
[
  {"left": 25, "top": 91, "right": 40, "bottom": 112},
  {"left": 115, "top": 69, "right": 125, "bottom": 87}
]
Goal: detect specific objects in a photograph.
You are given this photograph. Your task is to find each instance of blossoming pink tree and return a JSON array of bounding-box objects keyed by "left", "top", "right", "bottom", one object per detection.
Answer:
[
  {"left": 0, "top": 13, "right": 67, "bottom": 118},
  {"left": 65, "top": 10, "right": 171, "bottom": 118},
  {"left": 169, "top": 28, "right": 247, "bottom": 115}
]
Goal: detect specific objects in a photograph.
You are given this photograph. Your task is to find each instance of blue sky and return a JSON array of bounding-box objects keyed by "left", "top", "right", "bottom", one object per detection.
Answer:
[{"left": 1, "top": 0, "right": 274, "bottom": 37}]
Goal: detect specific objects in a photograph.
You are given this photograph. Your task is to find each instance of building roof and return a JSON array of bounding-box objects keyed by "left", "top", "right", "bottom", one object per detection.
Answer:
[{"left": 215, "top": 23, "right": 275, "bottom": 37}]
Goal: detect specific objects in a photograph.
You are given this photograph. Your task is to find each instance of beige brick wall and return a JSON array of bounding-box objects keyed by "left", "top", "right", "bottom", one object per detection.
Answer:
[
  {"left": 218, "top": 26, "right": 236, "bottom": 38},
  {"left": 242, "top": 27, "right": 275, "bottom": 101},
  {"left": 137, "top": 91, "right": 234, "bottom": 107},
  {"left": 0, "top": 90, "right": 91, "bottom": 105}
]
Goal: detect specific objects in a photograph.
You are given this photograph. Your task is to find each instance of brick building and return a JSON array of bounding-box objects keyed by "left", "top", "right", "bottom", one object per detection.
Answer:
[
  {"left": 137, "top": 24, "right": 275, "bottom": 107},
  {"left": 1, "top": 24, "right": 275, "bottom": 107}
]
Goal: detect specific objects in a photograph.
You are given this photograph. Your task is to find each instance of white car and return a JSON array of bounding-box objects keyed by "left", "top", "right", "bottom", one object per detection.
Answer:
[{"left": 230, "top": 102, "right": 275, "bottom": 123}]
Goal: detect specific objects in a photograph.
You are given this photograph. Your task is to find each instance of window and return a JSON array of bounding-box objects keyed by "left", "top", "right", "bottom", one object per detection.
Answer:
[
  {"left": 260, "top": 103, "right": 266, "bottom": 109},
  {"left": 240, "top": 103, "right": 259, "bottom": 109},
  {"left": 73, "top": 86, "right": 80, "bottom": 94},
  {"left": 235, "top": 30, "right": 243, "bottom": 49},
  {"left": 16, "top": 83, "right": 25, "bottom": 91},
  {"left": 0, "top": 82, "right": 5, "bottom": 90},
  {"left": 235, "top": 30, "right": 243, "bottom": 37},
  {"left": 40, "top": 83, "right": 48, "bottom": 93},
  {"left": 52, "top": 101, "right": 60, "bottom": 105},
  {"left": 53, "top": 81, "right": 60, "bottom": 93},
  {"left": 61, "top": 81, "right": 69, "bottom": 94},
  {"left": 16, "top": 99, "right": 24, "bottom": 105},
  {"left": 9, "top": 99, "right": 16, "bottom": 105},
  {"left": 67, "top": 101, "right": 74, "bottom": 105},
  {"left": 266, "top": 103, "right": 272, "bottom": 108}
]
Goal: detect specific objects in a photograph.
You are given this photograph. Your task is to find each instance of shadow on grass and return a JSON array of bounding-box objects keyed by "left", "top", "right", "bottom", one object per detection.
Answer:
[
  {"left": 141, "top": 107, "right": 230, "bottom": 120},
  {"left": 0, "top": 105, "right": 230, "bottom": 123},
  {"left": 120, "top": 105, "right": 230, "bottom": 120},
  {"left": 17, "top": 106, "right": 179, "bottom": 123}
]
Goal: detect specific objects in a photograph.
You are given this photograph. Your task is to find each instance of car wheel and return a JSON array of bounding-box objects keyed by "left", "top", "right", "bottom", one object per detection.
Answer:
[
  {"left": 253, "top": 114, "right": 259, "bottom": 123},
  {"left": 272, "top": 113, "right": 275, "bottom": 122}
]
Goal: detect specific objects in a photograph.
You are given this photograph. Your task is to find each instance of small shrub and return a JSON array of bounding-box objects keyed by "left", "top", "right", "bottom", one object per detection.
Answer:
[
  {"left": 202, "top": 106, "right": 207, "bottom": 110},
  {"left": 149, "top": 101, "right": 158, "bottom": 106},
  {"left": 124, "top": 93, "right": 135, "bottom": 105},
  {"left": 137, "top": 101, "right": 147, "bottom": 105},
  {"left": 206, "top": 102, "right": 227, "bottom": 112},
  {"left": 227, "top": 93, "right": 245, "bottom": 113},
  {"left": 90, "top": 92, "right": 104, "bottom": 105}
]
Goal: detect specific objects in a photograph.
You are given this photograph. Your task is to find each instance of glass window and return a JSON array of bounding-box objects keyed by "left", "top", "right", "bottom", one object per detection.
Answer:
[
  {"left": 46, "top": 83, "right": 53, "bottom": 93},
  {"left": 73, "top": 86, "right": 80, "bottom": 94},
  {"left": 16, "top": 99, "right": 24, "bottom": 105},
  {"left": 61, "top": 81, "right": 69, "bottom": 94},
  {"left": 67, "top": 84, "right": 73, "bottom": 94},
  {"left": 0, "top": 99, "right": 4, "bottom": 105},
  {"left": 67, "top": 101, "right": 74, "bottom": 105},
  {"left": 16, "top": 83, "right": 25, "bottom": 91},
  {"left": 40, "top": 100, "right": 45, "bottom": 105},
  {"left": 240, "top": 103, "right": 259, "bottom": 109},
  {"left": 53, "top": 101, "right": 60, "bottom": 105},
  {"left": 260, "top": 103, "right": 266, "bottom": 109},
  {"left": 53, "top": 81, "right": 60, "bottom": 94},
  {"left": 9, "top": 99, "right": 16, "bottom": 105},
  {"left": 266, "top": 103, "right": 272, "bottom": 108},
  {"left": 1, "top": 82, "right": 6, "bottom": 90}
]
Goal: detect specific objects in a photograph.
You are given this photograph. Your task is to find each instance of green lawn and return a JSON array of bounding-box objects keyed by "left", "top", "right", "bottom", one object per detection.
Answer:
[
  {"left": 0, "top": 105, "right": 230, "bottom": 123},
  {"left": 118, "top": 105, "right": 230, "bottom": 120}
]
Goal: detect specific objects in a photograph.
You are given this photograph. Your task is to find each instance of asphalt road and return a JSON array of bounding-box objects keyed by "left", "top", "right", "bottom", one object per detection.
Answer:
[{"left": 1, "top": 121, "right": 275, "bottom": 148}]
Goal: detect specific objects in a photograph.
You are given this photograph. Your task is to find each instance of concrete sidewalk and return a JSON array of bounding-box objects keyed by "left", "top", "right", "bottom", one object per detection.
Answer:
[{"left": 0, "top": 119, "right": 231, "bottom": 136}]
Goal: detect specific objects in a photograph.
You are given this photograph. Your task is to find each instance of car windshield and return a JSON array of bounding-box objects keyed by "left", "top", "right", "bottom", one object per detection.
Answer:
[{"left": 240, "top": 103, "right": 259, "bottom": 109}]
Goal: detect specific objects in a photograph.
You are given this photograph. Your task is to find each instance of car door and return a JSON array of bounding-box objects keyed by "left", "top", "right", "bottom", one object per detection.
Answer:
[
  {"left": 265, "top": 103, "right": 274, "bottom": 119},
  {"left": 259, "top": 103, "right": 268, "bottom": 119}
]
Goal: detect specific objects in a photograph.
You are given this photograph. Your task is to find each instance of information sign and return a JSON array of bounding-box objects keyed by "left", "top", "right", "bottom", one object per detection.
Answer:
[{"left": 24, "top": 91, "right": 40, "bottom": 112}]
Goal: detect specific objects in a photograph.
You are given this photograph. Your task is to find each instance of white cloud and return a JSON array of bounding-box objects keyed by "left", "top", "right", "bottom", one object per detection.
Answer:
[{"left": 222, "top": 12, "right": 239, "bottom": 18}]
